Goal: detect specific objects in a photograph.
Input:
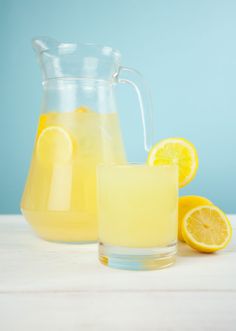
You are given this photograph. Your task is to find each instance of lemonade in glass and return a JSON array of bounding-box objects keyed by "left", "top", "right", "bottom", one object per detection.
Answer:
[{"left": 97, "top": 164, "right": 178, "bottom": 270}]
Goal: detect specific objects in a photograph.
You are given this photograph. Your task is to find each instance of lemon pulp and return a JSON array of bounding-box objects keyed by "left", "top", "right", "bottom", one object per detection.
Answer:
[
  {"left": 178, "top": 195, "right": 213, "bottom": 241},
  {"left": 182, "top": 205, "right": 232, "bottom": 252},
  {"left": 147, "top": 137, "right": 198, "bottom": 187}
]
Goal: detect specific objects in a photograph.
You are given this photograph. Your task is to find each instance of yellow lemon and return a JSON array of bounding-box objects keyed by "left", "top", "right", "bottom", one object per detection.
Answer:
[
  {"left": 178, "top": 195, "right": 213, "bottom": 241},
  {"left": 74, "top": 106, "right": 91, "bottom": 113},
  {"left": 147, "top": 138, "right": 198, "bottom": 188},
  {"left": 37, "top": 126, "right": 73, "bottom": 164},
  {"left": 182, "top": 205, "right": 232, "bottom": 253},
  {"left": 36, "top": 113, "right": 48, "bottom": 140}
]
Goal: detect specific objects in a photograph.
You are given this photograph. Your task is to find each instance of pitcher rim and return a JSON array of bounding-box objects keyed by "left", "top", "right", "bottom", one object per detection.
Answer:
[{"left": 32, "top": 37, "right": 122, "bottom": 60}]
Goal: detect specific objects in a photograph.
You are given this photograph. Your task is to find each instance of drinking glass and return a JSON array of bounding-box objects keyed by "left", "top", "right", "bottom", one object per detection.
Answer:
[{"left": 97, "top": 164, "right": 178, "bottom": 270}]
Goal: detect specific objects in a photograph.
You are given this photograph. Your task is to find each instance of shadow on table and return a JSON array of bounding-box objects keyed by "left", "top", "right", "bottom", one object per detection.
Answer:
[{"left": 177, "top": 240, "right": 235, "bottom": 257}]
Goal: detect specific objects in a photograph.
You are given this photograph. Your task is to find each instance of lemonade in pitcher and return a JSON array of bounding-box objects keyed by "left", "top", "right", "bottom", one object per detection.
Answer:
[{"left": 21, "top": 109, "right": 125, "bottom": 242}]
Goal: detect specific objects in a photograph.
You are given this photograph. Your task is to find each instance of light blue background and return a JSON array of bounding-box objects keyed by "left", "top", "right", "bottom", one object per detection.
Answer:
[{"left": 1, "top": 0, "right": 236, "bottom": 213}]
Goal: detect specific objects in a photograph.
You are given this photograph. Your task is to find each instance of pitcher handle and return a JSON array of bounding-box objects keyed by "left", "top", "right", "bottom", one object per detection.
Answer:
[{"left": 114, "top": 66, "right": 153, "bottom": 152}]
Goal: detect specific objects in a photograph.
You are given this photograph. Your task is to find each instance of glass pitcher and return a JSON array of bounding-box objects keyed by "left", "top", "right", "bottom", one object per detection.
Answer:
[{"left": 21, "top": 37, "right": 153, "bottom": 243}]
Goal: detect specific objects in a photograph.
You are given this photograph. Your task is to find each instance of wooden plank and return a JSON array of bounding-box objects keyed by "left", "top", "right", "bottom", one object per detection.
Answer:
[
  {"left": 0, "top": 292, "right": 236, "bottom": 331},
  {"left": 0, "top": 215, "right": 235, "bottom": 293}
]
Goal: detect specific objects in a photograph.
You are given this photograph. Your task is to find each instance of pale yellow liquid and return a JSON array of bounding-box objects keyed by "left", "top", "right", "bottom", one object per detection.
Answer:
[
  {"left": 21, "top": 111, "right": 125, "bottom": 242},
  {"left": 98, "top": 165, "right": 178, "bottom": 248}
]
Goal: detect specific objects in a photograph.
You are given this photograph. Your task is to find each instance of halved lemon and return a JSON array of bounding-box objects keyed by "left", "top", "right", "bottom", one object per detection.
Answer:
[
  {"left": 147, "top": 138, "right": 198, "bottom": 187},
  {"left": 37, "top": 126, "right": 73, "bottom": 164},
  {"left": 178, "top": 195, "right": 213, "bottom": 241},
  {"left": 182, "top": 205, "right": 232, "bottom": 253}
]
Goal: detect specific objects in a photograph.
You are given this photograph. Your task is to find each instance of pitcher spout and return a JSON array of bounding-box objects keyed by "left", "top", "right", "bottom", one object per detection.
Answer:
[
  {"left": 32, "top": 36, "right": 121, "bottom": 82},
  {"left": 32, "top": 36, "right": 59, "bottom": 54}
]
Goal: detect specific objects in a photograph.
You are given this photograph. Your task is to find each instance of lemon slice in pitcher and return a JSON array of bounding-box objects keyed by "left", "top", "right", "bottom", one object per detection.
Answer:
[
  {"left": 37, "top": 126, "right": 73, "bottom": 164},
  {"left": 147, "top": 138, "right": 198, "bottom": 187},
  {"left": 182, "top": 205, "right": 232, "bottom": 253}
]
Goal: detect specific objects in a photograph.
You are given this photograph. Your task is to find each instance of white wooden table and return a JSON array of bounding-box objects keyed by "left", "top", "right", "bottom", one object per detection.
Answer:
[{"left": 0, "top": 215, "right": 235, "bottom": 330}]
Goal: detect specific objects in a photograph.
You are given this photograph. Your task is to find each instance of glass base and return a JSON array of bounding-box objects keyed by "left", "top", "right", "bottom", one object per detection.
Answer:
[{"left": 99, "top": 242, "right": 177, "bottom": 271}]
